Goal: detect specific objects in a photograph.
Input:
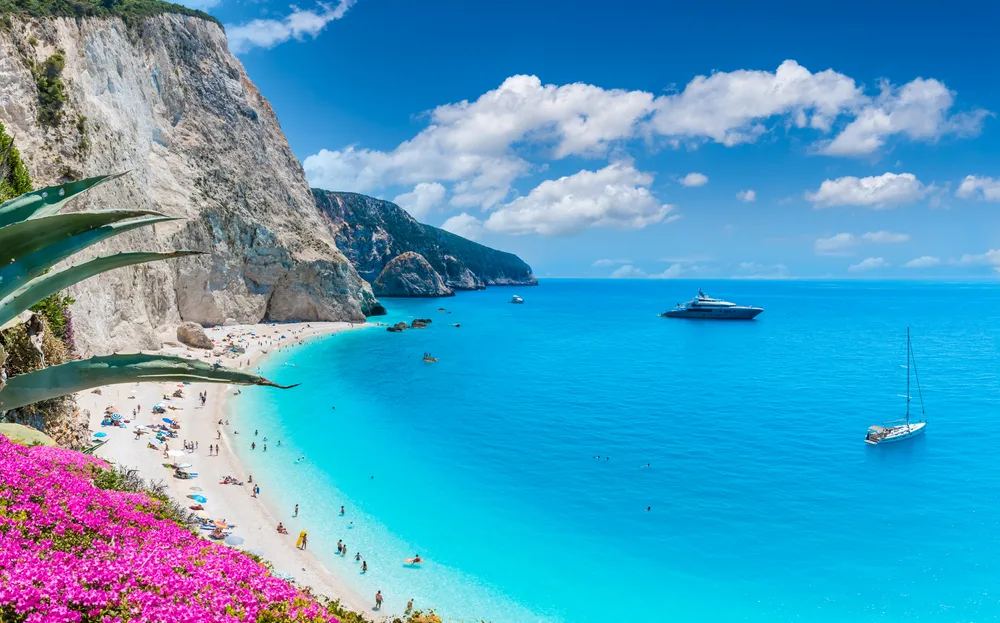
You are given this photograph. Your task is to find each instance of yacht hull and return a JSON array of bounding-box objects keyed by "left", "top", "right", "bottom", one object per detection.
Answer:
[
  {"left": 662, "top": 306, "right": 763, "bottom": 320},
  {"left": 865, "top": 421, "right": 927, "bottom": 445}
]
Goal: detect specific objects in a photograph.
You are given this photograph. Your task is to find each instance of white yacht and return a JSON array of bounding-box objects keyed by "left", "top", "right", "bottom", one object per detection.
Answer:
[
  {"left": 661, "top": 289, "right": 762, "bottom": 320},
  {"left": 510, "top": 295, "right": 524, "bottom": 304},
  {"left": 865, "top": 327, "right": 928, "bottom": 445}
]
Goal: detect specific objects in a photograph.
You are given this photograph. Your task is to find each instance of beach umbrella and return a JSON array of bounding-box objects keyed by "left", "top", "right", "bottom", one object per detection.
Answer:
[
  {"left": 224, "top": 535, "right": 245, "bottom": 546},
  {"left": 161, "top": 417, "right": 173, "bottom": 424},
  {"left": 191, "top": 495, "right": 207, "bottom": 504},
  {"left": 93, "top": 432, "right": 107, "bottom": 438},
  {"left": 175, "top": 463, "right": 193, "bottom": 469},
  {"left": 189, "top": 486, "right": 204, "bottom": 492},
  {"left": 111, "top": 413, "right": 123, "bottom": 421}
]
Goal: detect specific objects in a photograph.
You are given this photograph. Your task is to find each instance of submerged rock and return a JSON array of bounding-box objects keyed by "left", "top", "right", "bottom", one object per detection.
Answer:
[
  {"left": 373, "top": 253, "right": 454, "bottom": 298},
  {"left": 176, "top": 322, "right": 214, "bottom": 350}
]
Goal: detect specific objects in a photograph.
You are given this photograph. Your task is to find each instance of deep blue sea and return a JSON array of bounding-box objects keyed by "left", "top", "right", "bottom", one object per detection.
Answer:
[{"left": 232, "top": 280, "right": 1000, "bottom": 623}]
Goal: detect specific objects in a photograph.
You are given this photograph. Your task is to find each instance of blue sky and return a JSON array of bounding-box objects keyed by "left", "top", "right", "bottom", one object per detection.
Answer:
[{"left": 198, "top": 0, "right": 1000, "bottom": 279}]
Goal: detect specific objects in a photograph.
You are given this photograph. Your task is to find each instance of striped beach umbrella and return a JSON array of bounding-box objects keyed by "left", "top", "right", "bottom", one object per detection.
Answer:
[{"left": 111, "top": 412, "right": 123, "bottom": 421}]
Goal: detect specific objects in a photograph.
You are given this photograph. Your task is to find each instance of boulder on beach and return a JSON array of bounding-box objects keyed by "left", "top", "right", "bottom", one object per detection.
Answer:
[{"left": 176, "top": 322, "right": 214, "bottom": 350}]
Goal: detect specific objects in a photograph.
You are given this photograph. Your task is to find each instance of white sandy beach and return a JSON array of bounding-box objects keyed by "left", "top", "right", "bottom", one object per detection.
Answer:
[{"left": 79, "top": 321, "right": 391, "bottom": 619}]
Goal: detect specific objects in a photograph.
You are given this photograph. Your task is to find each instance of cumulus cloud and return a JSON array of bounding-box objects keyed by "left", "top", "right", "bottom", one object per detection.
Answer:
[
  {"left": 481, "top": 163, "right": 676, "bottom": 237},
  {"left": 679, "top": 172, "right": 709, "bottom": 187},
  {"left": 958, "top": 249, "right": 1000, "bottom": 268},
  {"left": 610, "top": 264, "right": 647, "bottom": 278},
  {"left": 806, "top": 172, "right": 928, "bottom": 208},
  {"left": 226, "top": 1, "right": 355, "bottom": 54},
  {"left": 304, "top": 62, "right": 983, "bottom": 219},
  {"left": 819, "top": 78, "right": 990, "bottom": 156},
  {"left": 736, "top": 189, "right": 756, "bottom": 202},
  {"left": 815, "top": 231, "right": 909, "bottom": 255},
  {"left": 609, "top": 263, "right": 691, "bottom": 279},
  {"left": 848, "top": 257, "right": 889, "bottom": 272},
  {"left": 956, "top": 175, "right": 1000, "bottom": 201},
  {"left": 904, "top": 256, "right": 941, "bottom": 268},
  {"left": 440, "top": 213, "right": 483, "bottom": 241},
  {"left": 392, "top": 182, "right": 446, "bottom": 219}
]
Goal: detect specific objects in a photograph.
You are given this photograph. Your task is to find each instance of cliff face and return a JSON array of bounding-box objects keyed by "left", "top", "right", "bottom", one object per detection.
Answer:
[
  {"left": 313, "top": 190, "right": 538, "bottom": 293},
  {"left": 0, "top": 14, "right": 380, "bottom": 356},
  {"left": 373, "top": 252, "right": 454, "bottom": 298}
]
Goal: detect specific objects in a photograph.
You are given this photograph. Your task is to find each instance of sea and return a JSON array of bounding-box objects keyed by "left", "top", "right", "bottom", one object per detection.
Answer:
[{"left": 231, "top": 279, "right": 1000, "bottom": 623}]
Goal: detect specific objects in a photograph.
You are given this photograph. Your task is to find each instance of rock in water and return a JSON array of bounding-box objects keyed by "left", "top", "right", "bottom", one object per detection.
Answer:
[
  {"left": 176, "top": 322, "right": 214, "bottom": 350},
  {"left": 313, "top": 191, "right": 537, "bottom": 292},
  {"left": 374, "top": 253, "right": 454, "bottom": 297}
]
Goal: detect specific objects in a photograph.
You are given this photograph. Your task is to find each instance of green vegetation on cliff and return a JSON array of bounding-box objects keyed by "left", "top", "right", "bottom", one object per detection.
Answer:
[{"left": 0, "top": 0, "right": 221, "bottom": 28}]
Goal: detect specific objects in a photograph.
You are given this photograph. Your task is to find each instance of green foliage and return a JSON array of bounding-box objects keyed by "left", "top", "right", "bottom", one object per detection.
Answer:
[
  {"left": 75, "top": 114, "right": 89, "bottom": 154},
  {"left": 29, "top": 293, "right": 73, "bottom": 344},
  {"left": 0, "top": 121, "right": 32, "bottom": 203},
  {"left": 25, "top": 34, "right": 35, "bottom": 45},
  {"left": 32, "top": 51, "right": 67, "bottom": 127},
  {"left": 0, "top": 0, "right": 221, "bottom": 27}
]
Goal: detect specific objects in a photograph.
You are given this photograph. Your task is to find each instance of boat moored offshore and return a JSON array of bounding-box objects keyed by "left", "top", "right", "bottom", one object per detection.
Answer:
[
  {"left": 661, "top": 289, "right": 762, "bottom": 320},
  {"left": 865, "top": 327, "right": 928, "bottom": 445},
  {"left": 510, "top": 295, "right": 524, "bottom": 304}
]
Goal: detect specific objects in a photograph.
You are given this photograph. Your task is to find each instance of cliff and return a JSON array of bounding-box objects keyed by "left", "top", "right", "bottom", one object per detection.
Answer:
[
  {"left": 312, "top": 190, "right": 538, "bottom": 293},
  {"left": 0, "top": 13, "right": 381, "bottom": 356},
  {"left": 373, "top": 251, "right": 454, "bottom": 298}
]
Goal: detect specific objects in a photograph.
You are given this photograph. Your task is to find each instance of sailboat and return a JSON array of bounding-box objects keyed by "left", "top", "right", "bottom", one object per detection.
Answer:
[{"left": 865, "top": 327, "right": 928, "bottom": 445}]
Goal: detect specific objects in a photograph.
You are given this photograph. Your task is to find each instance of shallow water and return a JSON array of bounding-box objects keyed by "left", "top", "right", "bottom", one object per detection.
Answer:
[{"left": 233, "top": 279, "right": 1000, "bottom": 622}]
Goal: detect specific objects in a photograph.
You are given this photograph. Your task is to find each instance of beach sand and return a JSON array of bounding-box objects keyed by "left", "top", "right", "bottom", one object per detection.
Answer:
[{"left": 79, "top": 321, "right": 387, "bottom": 618}]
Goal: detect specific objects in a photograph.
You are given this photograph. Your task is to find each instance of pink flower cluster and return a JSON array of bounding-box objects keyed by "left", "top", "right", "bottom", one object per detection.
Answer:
[{"left": 0, "top": 434, "right": 338, "bottom": 623}]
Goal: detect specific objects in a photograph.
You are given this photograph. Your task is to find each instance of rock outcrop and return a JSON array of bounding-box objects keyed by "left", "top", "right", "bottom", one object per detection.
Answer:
[
  {"left": 0, "top": 14, "right": 382, "bottom": 356},
  {"left": 373, "top": 252, "right": 454, "bottom": 297},
  {"left": 176, "top": 321, "right": 213, "bottom": 349},
  {"left": 313, "top": 190, "right": 538, "bottom": 293}
]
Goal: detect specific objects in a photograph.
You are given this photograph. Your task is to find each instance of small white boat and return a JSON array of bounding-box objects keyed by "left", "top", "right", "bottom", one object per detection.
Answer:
[
  {"left": 510, "top": 295, "right": 524, "bottom": 304},
  {"left": 865, "top": 327, "right": 928, "bottom": 446}
]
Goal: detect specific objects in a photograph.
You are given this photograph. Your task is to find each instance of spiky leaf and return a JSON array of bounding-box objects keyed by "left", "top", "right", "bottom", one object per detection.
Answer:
[
  {"left": 0, "top": 173, "right": 127, "bottom": 228},
  {"left": 0, "top": 354, "right": 296, "bottom": 411},
  {"left": 0, "top": 215, "right": 178, "bottom": 302},
  {"left": 0, "top": 210, "right": 165, "bottom": 269},
  {"left": 0, "top": 251, "right": 202, "bottom": 327}
]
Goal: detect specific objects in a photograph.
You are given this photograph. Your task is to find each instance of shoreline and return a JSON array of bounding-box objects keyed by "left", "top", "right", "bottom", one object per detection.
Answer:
[{"left": 79, "top": 320, "right": 388, "bottom": 619}]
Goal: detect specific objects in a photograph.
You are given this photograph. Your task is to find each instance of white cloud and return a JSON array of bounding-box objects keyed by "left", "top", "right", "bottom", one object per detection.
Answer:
[
  {"left": 440, "top": 213, "right": 483, "bottom": 241},
  {"left": 820, "top": 78, "right": 990, "bottom": 156},
  {"left": 649, "top": 60, "right": 864, "bottom": 146},
  {"left": 815, "top": 231, "right": 909, "bottom": 255},
  {"left": 958, "top": 249, "right": 1000, "bottom": 267},
  {"left": 956, "top": 175, "right": 1000, "bottom": 201},
  {"left": 735, "top": 262, "right": 789, "bottom": 278},
  {"left": 904, "top": 256, "right": 941, "bottom": 268},
  {"left": 861, "top": 231, "right": 910, "bottom": 244},
  {"left": 806, "top": 172, "right": 928, "bottom": 208},
  {"left": 593, "top": 258, "right": 631, "bottom": 267},
  {"left": 610, "top": 264, "right": 647, "bottom": 278},
  {"left": 226, "top": 0, "right": 356, "bottom": 54},
  {"left": 736, "top": 189, "right": 756, "bottom": 202},
  {"left": 482, "top": 163, "right": 676, "bottom": 237},
  {"left": 848, "top": 257, "right": 889, "bottom": 272},
  {"left": 392, "top": 182, "right": 446, "bottom": 220},
  {"left": 679, "top": 172, "right": 709, "bottom": 187}
]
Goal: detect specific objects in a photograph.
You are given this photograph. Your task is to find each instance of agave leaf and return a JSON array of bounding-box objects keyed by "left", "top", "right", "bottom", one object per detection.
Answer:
[
  {"left": 0, "top": 251, "right": 203, "bottom": 327},
  {"left": 0, "top": 215, "right": 178, "bottom": 302},
  {"left": 0, "top": 210, "right": 164, "bottom": 269},
  {"left": 0, "top": 173, "right": 128, "bottom": 228},
  {"left": 0, "top": 354, "right": 297, "bottom": 411}
]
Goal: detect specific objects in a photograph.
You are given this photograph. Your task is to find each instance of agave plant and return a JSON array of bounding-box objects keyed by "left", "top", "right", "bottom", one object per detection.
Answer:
[{"left": 0, "top": 173, "right": 295, "bottom": 412}]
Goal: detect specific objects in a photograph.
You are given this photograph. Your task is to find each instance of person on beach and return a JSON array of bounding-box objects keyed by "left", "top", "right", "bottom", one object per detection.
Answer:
[
  {"left": 248, "top": 474, "right": 252, "bottom": 484},
  {"left": 255, "top": 429, "right": 258, "bottom": 436},
  {"left": 336, "top": 539, "right": 342, "bottom": 553},
  {"left": 361, "top": 560, "right": 367, "bottom": 573},
  {"left": 375, "top": 591, "right": 382, "bottom": 610},
  {"left": 217, "top": 430, "right": 221, "bottom": 440},
  {"left": 263, "top": 444, "right": 267, "bottom": 452},
  {"left": 294, "top": 504, "right": 299, "bottom": 517},
  {"left": 301, "top": 533, "right": 308, "bottom": 550},
  {"left": 406, "top": 599, "right": 413, "bottom": 614},
  {"left": 355, "top": 552, "right": 361, "bottom": 561},
  {"left": 340, "top": 506, "right": 345, "bottom": 516},
  {"left": 251, "top": 442, "right": 256, "bottom": 450}
]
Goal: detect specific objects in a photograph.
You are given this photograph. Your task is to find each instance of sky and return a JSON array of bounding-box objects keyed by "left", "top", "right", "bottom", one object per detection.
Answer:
[{"left": 191, "top": 0, "right": 1000, "bottom": 279}]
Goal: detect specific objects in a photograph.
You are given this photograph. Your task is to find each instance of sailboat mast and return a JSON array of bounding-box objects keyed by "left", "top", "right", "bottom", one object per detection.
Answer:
[{"left": 906, "top": 326, "right": 911, "bottom": 424}]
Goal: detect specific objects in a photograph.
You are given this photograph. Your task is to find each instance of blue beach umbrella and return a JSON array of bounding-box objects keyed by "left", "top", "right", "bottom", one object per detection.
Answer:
[
  {"left": 111, "top": 413, "right": 122, "bottom": 421},
  {"left": 191, "top": 495, "right": 207, "bottom": 504},
  {"left": 93, "top": 432, "right": 107, "bottom": 438},
  {"left": 162, "top": 418, "right": 173, "bottom": 424},
  {"left": 224, "top": 535, "right": 245, "bottom": 546}
]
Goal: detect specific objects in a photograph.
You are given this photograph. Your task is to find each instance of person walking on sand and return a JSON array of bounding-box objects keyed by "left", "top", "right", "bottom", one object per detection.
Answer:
[
  {"left": 375, "top": 591, "right": 382, "bottom": 610},
  {"left": 301, "top": 532, "right": 308, "bottom": 550},
  {"left": 294, "top": 504, "right": 299, "bottom": 517}
]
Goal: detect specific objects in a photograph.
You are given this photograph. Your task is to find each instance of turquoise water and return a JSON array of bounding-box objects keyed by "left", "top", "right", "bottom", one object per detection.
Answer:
[{"left": 233, "top": 280, "right": 1000, "bottom": 622}]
